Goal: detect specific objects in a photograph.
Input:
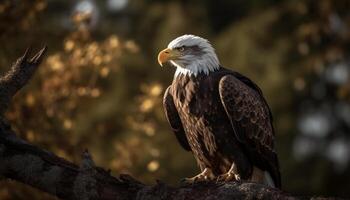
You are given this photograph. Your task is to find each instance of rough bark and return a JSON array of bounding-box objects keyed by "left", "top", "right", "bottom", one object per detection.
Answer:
[{"left": 0, "top": 48, "right": 341, "bottom": 200}]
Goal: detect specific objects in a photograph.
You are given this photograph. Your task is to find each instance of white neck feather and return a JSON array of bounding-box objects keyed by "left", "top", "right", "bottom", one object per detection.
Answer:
[{"left": 173, "top": 53, "right": 220, "bottom": 77}]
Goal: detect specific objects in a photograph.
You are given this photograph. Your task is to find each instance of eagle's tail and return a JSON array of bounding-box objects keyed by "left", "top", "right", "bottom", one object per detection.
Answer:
[
  {"left": 264, "top": 171, "right": 275, "bottom": 188},
  {"left": 251, "top": 167, "right": 277, "bottom": 188}
]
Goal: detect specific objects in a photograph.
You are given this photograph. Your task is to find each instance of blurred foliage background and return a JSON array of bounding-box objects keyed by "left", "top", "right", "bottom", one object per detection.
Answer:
[{"left": 0, "top": 0, "right": 350, "bottom": 199}]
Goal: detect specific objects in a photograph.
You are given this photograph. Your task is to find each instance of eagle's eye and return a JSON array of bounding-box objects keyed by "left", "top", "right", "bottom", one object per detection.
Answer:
[{"left": 177, "top": 46, "right": 185, "bottom": 52}]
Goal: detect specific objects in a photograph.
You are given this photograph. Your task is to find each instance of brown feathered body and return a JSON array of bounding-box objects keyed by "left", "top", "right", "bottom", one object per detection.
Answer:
[{"left": 163, "top": 67, "right": 281, "bottom": 188}]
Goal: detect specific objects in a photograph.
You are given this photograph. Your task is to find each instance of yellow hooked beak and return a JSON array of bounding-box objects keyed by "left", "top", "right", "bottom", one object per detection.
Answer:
[{"left": 157, "top": 48, "right": 181, "bottom": 67}]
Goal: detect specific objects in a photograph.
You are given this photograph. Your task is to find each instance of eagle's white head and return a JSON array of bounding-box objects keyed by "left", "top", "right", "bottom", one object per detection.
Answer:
[{"left": 158, "top": 35, "right": 220, "bottom": 77}]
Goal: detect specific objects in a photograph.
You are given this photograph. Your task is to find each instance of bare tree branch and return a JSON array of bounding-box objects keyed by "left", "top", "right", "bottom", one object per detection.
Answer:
[
  {"left": 0, "top": 46, "right": 47, "bottom": 114},
  {"left": 0, "top": 48, "right": 341, "bottom": 200}
]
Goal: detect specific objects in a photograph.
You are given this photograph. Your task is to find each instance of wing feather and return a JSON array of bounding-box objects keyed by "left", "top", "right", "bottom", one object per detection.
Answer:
[
  {"left": 219, "top": 74, "right": 281, "bottom": 188},
  {"left": 163, "top": 86, "right": 191, "bottom": 151}
]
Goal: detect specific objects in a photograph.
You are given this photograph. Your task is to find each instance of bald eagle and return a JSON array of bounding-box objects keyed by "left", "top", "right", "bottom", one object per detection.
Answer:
[{"left": 158, "top": 35, "right": 281, "bottom": 188}]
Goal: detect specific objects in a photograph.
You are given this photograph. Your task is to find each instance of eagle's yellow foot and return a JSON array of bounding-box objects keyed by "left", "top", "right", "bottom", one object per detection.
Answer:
[
  {"left": 182, "top": 168, "right": 215, "bottom": 183},
  {"left": 216, "top": 171, "right": 241, "bottom": 182},
  {"left": 216, "top": 163, "right": 241, "bottom": 182}
]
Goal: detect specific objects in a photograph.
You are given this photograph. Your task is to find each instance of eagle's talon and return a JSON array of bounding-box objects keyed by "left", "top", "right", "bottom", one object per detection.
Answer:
[
  {"left": 216, "top": 172, "right": 240, "bottom": 182},
  {"left": 182, "top": 168, "right": 215, "bottom": 184},
  {"left": 234, "top": 174, "right": 241, "bottom": 182}
]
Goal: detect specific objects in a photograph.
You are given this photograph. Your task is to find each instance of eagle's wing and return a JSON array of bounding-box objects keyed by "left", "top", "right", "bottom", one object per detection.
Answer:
[
  {"left": 218, "top": 74, "right": 281, "bottom": 188},
  {"left": 163, "top": 86, "right": 191, "bottom": 151}
]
